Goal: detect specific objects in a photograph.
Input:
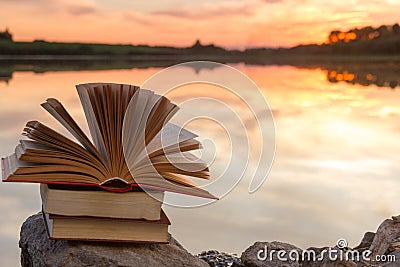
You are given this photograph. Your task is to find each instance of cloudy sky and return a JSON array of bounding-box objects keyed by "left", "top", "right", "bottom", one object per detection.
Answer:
[{"left": 1, "top": 0, "right": 399, "bottom": 48}]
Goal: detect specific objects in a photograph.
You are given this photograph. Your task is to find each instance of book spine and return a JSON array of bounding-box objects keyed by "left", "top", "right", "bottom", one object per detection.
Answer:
[
  {"left": 1, "top": 158, "right": 6, "bottom": 181},
  {"left": 41, "top": 208, "right": 52, "bottom": 239},
  {"left": 48, "top": 236, "right": 169, "bottom": 244}
]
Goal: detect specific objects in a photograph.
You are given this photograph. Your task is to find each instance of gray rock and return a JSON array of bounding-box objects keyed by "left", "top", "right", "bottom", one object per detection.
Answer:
[
  {"left": 303, "top": 247, "right": 330, "bottom": 257},
  {"left": 300, "top": 247, "right": 368, "bottom": 267},
  {"left": 241, "top": 241, "right": 302, "bottom": 267},
  {"left": 382, "top": 250, "right": 400, "bottom": 267},
  {"left": 302, "top": 215, "right": 400, "bottom": 267},
  {"left": 19, "top": 213, "right": 208, "bottom": 267},
  {"left": 369, "top": 214, "right": 400, "bottom": 260},
  {"left": 197, "top": 250, "right": 241, "bottom": 267},
  {"left": 354, "top": 232, "right": 375, "bottom": 250},
  {"left": 300, "top": 247, "right": 329, "bottom": 267}
]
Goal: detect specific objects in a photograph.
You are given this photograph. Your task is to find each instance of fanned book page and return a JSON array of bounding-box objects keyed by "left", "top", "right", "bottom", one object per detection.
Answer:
[{"left": 1, "top": 83, "right": 216, "bottom": 199}]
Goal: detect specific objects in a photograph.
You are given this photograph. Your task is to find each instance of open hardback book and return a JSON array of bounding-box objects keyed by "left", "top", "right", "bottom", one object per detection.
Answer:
[{"left": 2, "top": 83, "right": 216, "bottom": 199}]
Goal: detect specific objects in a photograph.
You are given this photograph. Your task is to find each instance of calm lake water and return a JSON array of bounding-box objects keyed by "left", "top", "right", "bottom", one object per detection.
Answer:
[{"left": 0, "top": 62, "right": 399, "bottom": 266}]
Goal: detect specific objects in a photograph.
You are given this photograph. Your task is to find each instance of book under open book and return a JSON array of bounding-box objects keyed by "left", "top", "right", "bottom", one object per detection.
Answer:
[
  {"left": 1, "top": 83, "right": 216, "bottom": 199},
  {"left": 42, "top": 209, "right": 171, "bottom": 243},
  {"left": 40, "top": 184, "right": 164, "bottom": 220}
]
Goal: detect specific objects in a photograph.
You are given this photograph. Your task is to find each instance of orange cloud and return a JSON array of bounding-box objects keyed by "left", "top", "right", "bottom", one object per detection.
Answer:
[
  {"left": 66, "top": 4, "right": 98, "bottom": 16},
  {"left": 151, "top": 2, "right": 254, "bottom": 19}
]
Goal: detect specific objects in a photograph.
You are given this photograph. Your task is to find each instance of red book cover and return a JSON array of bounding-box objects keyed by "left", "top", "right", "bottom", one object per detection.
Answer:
[
  {"left": 3, "top": 177, "right": 218, "bottom": 199},
  {"left": 1, "top": 158, "right": 5, "bottom": 182}
]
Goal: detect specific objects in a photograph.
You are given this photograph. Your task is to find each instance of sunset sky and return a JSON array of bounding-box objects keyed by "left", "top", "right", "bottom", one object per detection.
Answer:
[{"left": 1, "top": 0, "right": 399, "bottom": 48}]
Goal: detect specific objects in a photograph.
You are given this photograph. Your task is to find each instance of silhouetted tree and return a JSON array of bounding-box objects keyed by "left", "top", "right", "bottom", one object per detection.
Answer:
[
  {"left": 0, "top": 28, "right": 12, "bottom": 41},
  {"left": 393, "top": 23, "right": 400, "bottom": 35}
]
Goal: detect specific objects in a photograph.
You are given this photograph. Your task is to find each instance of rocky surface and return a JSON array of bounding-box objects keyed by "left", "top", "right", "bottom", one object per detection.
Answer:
[
  {"left": 197, "top": 250, "right": 241, "bottom": 267},
  {"left": 235, "top": 215, "right": 400, "bottom": 267},
  {"left": 241, "top": 241, "right": 302, "bottom": 267},
  {"left": 19, "top": 213, "right": 400, "bottom": 267},
  {"left": 370, "top": 215, "right": 400, "bottom": 260},
  {"left": 383, "top": 249, "right": 400, "bottom": 267},
  {"left": 353, "top": 232, "right": 375, "bottom": 250},
  {"left": 20, "top": 213, "right": 208, "bottom": 267}
]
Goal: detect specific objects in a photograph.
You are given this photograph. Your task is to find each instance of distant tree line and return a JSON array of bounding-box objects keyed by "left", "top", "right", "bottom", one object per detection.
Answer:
[
  {"left": 0, "top": 35, "right": 230, "bottom": 56},
  {"left": 328, "top": 23, "right": 400, "bottom": 43},
  {"left": 1, "top": 23, "right": 400, "bottom": 56},
  {"left": 246, "top": 23, "right": 400, "bottom": 56}
]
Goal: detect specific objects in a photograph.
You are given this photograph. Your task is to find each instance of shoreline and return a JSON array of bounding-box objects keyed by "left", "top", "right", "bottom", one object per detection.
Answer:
[
  {"left": 0, "top": 54, "right": 399, "bottom": 63},
  {"left": 1, "top": 55, "right": 399, "bottom": 90}
]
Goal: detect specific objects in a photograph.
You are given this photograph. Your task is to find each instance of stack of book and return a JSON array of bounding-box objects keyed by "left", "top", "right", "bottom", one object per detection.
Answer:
[
  {"left": 2, "top": 83, "right": 216, "bottom": 243},
  {"left": 40, "top": 184, "right": 169, "bottom": 242}
]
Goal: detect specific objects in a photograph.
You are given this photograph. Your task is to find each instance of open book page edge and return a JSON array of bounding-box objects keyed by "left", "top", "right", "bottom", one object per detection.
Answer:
[
  {"left": 75, "top": 84, "right": 109, "bottom": 164},
  {"left": 41, "top": 99, "right": 99, "bottom": 158}
]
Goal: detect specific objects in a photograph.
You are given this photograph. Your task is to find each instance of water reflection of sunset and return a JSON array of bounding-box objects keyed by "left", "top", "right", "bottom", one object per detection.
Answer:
[
  {"left": 327, "top": 68, "right": 400, "bottom": 89},
  {"left": 0, "top": 65, "right": 399, "bottom": 264}
]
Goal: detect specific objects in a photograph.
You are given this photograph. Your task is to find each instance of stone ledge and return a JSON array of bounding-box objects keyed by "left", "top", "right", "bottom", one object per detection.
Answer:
[{"left": 19, "top": 213, "right": 208, "bottom": 267}]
